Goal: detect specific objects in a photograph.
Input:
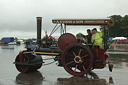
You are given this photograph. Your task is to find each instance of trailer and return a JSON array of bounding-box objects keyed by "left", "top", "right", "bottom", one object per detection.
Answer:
[
  {"left": 14, "top": 17, "right": 114, "bottom": 76},
  {"left": 1, "top": 37, "right": 14, "bottom": 44}
]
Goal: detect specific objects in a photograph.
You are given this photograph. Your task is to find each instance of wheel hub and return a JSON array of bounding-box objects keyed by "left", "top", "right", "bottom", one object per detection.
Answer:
[{"left": 74, "top": 56, "right": 81, "bottom": 63}]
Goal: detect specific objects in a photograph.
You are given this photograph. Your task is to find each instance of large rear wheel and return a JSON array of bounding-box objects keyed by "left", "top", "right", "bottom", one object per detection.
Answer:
[{"left": 62, "top": 43, "right": 93, "bottom": 76}]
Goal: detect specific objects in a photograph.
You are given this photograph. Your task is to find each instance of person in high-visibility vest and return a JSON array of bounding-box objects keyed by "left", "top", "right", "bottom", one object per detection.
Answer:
[{"left": 91, "top": 28, "right": 103, "bottom": 49}]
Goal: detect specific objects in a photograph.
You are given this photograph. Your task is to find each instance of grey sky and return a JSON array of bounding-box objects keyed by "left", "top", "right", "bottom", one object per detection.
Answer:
[{"left": 0, "top": 0, "right": 128, "bottom": 39}]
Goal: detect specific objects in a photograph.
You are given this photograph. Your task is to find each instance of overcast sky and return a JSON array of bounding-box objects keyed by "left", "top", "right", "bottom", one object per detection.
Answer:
[{"left": 0, "top": 0, "right": 128, "bottom": 39}]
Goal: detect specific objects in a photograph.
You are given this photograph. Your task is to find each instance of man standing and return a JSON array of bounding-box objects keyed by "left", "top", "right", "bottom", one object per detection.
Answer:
[
  {"left": 91, "top": 28, "right": 103, "bottom": 49},
  {"left": 81, "top": 29, "right": 92, "bottom": 48},
  {"left": 86, "top": 29, "right": 92, "bottom": 45}
]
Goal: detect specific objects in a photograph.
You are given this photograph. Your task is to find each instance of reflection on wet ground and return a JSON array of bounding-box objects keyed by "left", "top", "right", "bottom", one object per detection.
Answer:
[
  {"left": 0, "top": 45, "right": 128, "bottom": 85},
  {"left": 1, "top": 45, "right": 14, "bottom": 49},
  {"left": 56, "top": 72, "right": 111, "bottom": 85},
  {"left": 15, "top": 71, "right": 112, "bottom": 85},
  {"left": 108, "top": 54, "right": 128, "bottom": 69},
  {"left": 107, "top": 45, "right": 128, "bottom": 54},
  {"left": 57, "top": 76, "right": 107, "bottom": 85},
  {"left": 109, "top": 44, "right": 128, "bottom": 51},
  {"left": 16, "top": 71, "right": 43, "bottom": 85}
]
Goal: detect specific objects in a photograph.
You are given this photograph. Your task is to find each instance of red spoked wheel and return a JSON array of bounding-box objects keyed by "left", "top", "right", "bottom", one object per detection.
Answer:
[
  {"left": 15, "top": 51, "right": 42, "bottom": 73},
  {"left": 62, "top": 43, "right": 93, "bottom": 76}
]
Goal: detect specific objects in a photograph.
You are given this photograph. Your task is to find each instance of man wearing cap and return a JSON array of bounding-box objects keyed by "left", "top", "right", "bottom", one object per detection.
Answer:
[{"left": 91, "top": 28, "right": 103, "bottom": 49}]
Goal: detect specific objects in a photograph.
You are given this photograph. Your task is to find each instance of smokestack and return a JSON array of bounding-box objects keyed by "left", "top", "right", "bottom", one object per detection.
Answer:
[{"left": 36, "top": 17, "right": 42, "bottom": 45}]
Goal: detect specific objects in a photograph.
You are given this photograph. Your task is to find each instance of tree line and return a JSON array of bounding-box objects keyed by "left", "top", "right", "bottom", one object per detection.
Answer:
[{"left": 108, "top": 15, "right": 128, "bottom": 37}]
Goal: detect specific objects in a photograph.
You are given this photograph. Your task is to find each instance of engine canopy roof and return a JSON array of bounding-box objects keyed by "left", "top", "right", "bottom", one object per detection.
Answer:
[{"left": 52, "top": 18, "right": 114, "bottom": 26}]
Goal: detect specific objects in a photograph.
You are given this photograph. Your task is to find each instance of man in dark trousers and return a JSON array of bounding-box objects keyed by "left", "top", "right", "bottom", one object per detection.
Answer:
[
  {"left": 81, "top": 29, "right": 92, "bottom": 48},
  {"left": 86, "top": 29, "right": 92, "bottom": 45}
]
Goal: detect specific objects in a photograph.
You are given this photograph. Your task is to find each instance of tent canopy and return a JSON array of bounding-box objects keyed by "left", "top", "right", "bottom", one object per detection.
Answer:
[{"left": 112, "top": 37, "right": 127, "bottom": 40}]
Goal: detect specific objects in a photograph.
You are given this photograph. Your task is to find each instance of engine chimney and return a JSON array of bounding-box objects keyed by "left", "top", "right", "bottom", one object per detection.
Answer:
[{"left": 36, "top": 17, "right": 42, "bottom": 45}]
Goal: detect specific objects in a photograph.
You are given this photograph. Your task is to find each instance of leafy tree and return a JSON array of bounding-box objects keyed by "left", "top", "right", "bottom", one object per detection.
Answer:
[
  {"left": 32, "top": 38, "right": 37, "bottom": 41},
  {"left": 15, "top": 37, "right": 18, "bottom": 42},
  {"left": 76, "top": 32, "right": 83, "bottom": 38},
  {"left": 107, "top": 15, "right": 128, "bottom": 37},
  {"left": 108, "top": 15, "right": 122, "bottom": 37},
  {"left": 121, "top": 15, "right": 128, "bottom": 37}
]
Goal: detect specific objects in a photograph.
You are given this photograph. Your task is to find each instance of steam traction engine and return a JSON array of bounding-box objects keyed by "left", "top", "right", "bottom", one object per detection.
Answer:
[{"left": 14, "top": 17, "right": 114, "bottom": 76}]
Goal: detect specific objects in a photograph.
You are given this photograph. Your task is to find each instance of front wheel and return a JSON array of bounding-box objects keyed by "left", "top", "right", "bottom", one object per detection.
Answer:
[{"left": 15, "top": 51, "right": 43, "bottom": 73}]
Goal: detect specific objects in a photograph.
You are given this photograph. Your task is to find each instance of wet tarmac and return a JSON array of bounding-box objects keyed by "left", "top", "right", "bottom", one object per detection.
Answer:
[{"left": 0, "top": 45, "right": 128, "bottom": 85}]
